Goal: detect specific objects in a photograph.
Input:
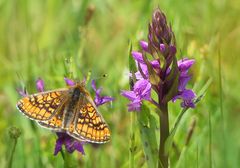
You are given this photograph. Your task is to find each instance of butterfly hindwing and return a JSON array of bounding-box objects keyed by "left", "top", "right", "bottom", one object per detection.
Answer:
[
  {"left": 69, "top": 96, "right": 110, "bottom": 143},
  {"left": 17, "top": 89, "right": 68, "bottom": 121},
  {"left": 37, "top": 100, "right": 67, "bottom": 131}
]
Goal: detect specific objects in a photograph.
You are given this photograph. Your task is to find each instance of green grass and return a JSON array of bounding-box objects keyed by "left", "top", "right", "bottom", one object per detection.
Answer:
[{"left": 0, "top": 0, "right": 240, "bottom": 167}]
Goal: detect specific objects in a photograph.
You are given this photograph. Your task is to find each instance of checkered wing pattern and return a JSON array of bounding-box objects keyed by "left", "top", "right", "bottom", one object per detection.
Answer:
[
  {"left": 37, "top": 102, "right": 67, "bottom": 131},
  {"left": 17, "top": 89, "right": 68, "bottom": 121},
  {"left": 68, "top": 97, "right": 111, "bottom": 143}
]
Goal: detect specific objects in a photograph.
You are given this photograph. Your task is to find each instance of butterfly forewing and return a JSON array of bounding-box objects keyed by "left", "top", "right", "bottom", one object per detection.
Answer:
[{"left": 17, "top": 89, "right": 68, "bottom": 121}]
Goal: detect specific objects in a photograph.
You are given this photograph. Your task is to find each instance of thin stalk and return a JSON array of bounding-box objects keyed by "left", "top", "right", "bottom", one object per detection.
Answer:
[
  {"left": 60, "top": 149, "right": 65, "bottom": 160},
  {"left": 197, "top": 144, "right": 199, "bottom": 168},
  {"left": 218, "top": 51, "right": 226, "bottom": 167},
  {"left": 208, "top": 110, "right": 212, "bottom": 168},
  {"left": 63, "top": 151, "right": 77, "bottom": 168},
  {"left": 8, "top": 127, "right": 21, "bottom": 168},
  {"left": 159, "top": 102, "right": 169, "bottom": 168},
  {"left": 8, "top": 139, "right": 18, "bottom": 168},
  {"left": 129, "top": 112, "right": 136, "bottom": 168}
]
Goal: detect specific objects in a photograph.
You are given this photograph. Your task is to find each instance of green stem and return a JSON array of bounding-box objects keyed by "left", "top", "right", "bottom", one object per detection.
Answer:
[
  {"left": 8, "top": 139, "right": 18, "bottom": 168},
  {"left": 159, "top": 103, "right": 169, "bottom": 168},
  {"left": 129, "top": 112, "right": 135, "bottom": 168},
  {"left": 208, "top": 109, "right": 212, "bottom": 168},
  {"left": 64, "top": 151, "right": 76, "bottom": 168},
  {"left": 218, "top": 51, "right": 226, "bottom": 167},
  {"left": 60, "top": 149, "right": 65, "bottom": 160}
]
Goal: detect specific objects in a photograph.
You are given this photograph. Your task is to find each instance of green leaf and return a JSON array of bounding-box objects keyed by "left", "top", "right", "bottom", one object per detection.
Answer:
[
  {"left": 164, "top": 83, "right": 209, "bottom": 154},
  {"left": 128, "top": 42, "right": 137, "bottom": 73},
  {"left": 164, "top": 108, "right": 188, "bottom": 154},
  {"left": 137, "top": 105, "right": 158, "bottom": 168},
  {"left": 162, "top": 56, "right": 179, "bottom": 103}
]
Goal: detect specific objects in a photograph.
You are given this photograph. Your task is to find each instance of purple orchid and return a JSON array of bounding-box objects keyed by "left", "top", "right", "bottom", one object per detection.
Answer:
[
  {"left": 126, "top": 47, "right": 196, "bottom": 110},
  {"left": 122, "top": 8, "right": 198, "bottom": 168},
  {"left": 122, "top": 8, "right": 196, "bottom": 112},
  {"left": 54, "top": 132, "right": 85, "bottom": 155}
]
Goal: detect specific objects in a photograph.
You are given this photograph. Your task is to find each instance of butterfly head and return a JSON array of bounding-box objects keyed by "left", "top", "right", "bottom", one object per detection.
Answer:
[{"left": 71, "top": 81, "right": 90, "bottom": 95}]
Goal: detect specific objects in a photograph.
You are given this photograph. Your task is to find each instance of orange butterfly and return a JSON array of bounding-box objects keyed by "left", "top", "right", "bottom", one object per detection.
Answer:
[{"left": 16, "top": 82, "right": 110, "bottom": 143}]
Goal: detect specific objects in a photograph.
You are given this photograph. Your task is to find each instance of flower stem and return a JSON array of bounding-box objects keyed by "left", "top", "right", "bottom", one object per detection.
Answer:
[
  {"left": 8, "top": 126, "right": 21, "bottom": 168},
  {"left": 159, "top": 102, "right": 169, "bottom": 168},
  {"left": 129, "top": 112, "right": 136, "bottom": 168},
  {"left": 8, "top": 138, "right": 18, "bottom": 168},
  {"left": 60, "top": 149, "right": 65, "bottom": 160}
]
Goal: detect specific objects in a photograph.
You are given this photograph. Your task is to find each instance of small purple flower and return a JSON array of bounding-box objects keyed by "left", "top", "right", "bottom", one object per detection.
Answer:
[
  {"left": 54, "top": 132, "right": 85, "bottom": 155},
  {"left": 121, "top": 79, "right": 151, "bottom": 111},
  {"left": 178, "top": 58, "right": 195, "bottom": 73},
  {"left": 140, "top": 40, "right": 148, "bottom": 51},
  {"left": 172, "top": 58, "right": 196, "bottom": 108},
  {"left": 132, "top": 51, "right": 160, "bottom": 69},
  {"left": 160, "top": 43, "right": 165, "bottom": 52},
  {"left": 133, "top": 63, "right": 148, "bottom": 80},
  {"left": 172, "top": 89, "right": 196, "bottom": 108},
  {"left": 36, "top": 78, "right": 44, "bottom": 92},
  {"left": 131, "top": 51, "right": 160, "bottom": 80},
  {"left": 178, "top": 74, "right": 191, "bottom": 92},
  {"left": 132, "top": 51, "right": 146, "bottom": 64},
  {"left": 64, "top": 77, "right": 75, "bottom": 86},
  {"left": 16, "top": 87, "right": 28, "bottom": 97},
  {"left": 91, "top": 80, "right": 114, "bottom": 107}
]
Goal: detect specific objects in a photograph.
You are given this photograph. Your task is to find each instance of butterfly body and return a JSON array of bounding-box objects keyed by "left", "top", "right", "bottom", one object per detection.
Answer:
[
  {"left": 62, "top": 86, "right": 82, "bottom": 129},
  {"left": 16, "top": 83, "right": 111, "bottom": 143}
]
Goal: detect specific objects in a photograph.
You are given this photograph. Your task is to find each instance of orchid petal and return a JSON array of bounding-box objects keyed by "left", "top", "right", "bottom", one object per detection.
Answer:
[{"left": 140, "top": 41, "right": 148, "bottom": 51}]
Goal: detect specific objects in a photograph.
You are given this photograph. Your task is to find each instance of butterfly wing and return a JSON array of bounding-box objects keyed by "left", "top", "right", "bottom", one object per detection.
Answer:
[
  {"left": 37, "top": 101, "right": 67, "bottom": 131},
  {"left": 16, "top": 89, "right": 68, "bottom": 121},
  {"left": 68, "top": 96, "right": 111, "bottom": 143}
]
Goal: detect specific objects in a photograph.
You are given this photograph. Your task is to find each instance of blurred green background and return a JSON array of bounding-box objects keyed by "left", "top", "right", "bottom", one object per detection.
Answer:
[{"left": 0, "top": 0, "right": 240, "bottom": 167}]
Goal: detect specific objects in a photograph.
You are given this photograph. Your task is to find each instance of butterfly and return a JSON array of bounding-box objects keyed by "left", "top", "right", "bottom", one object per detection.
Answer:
[{"left": 16, "top": 82, "right": 111, "bottom": 143}]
